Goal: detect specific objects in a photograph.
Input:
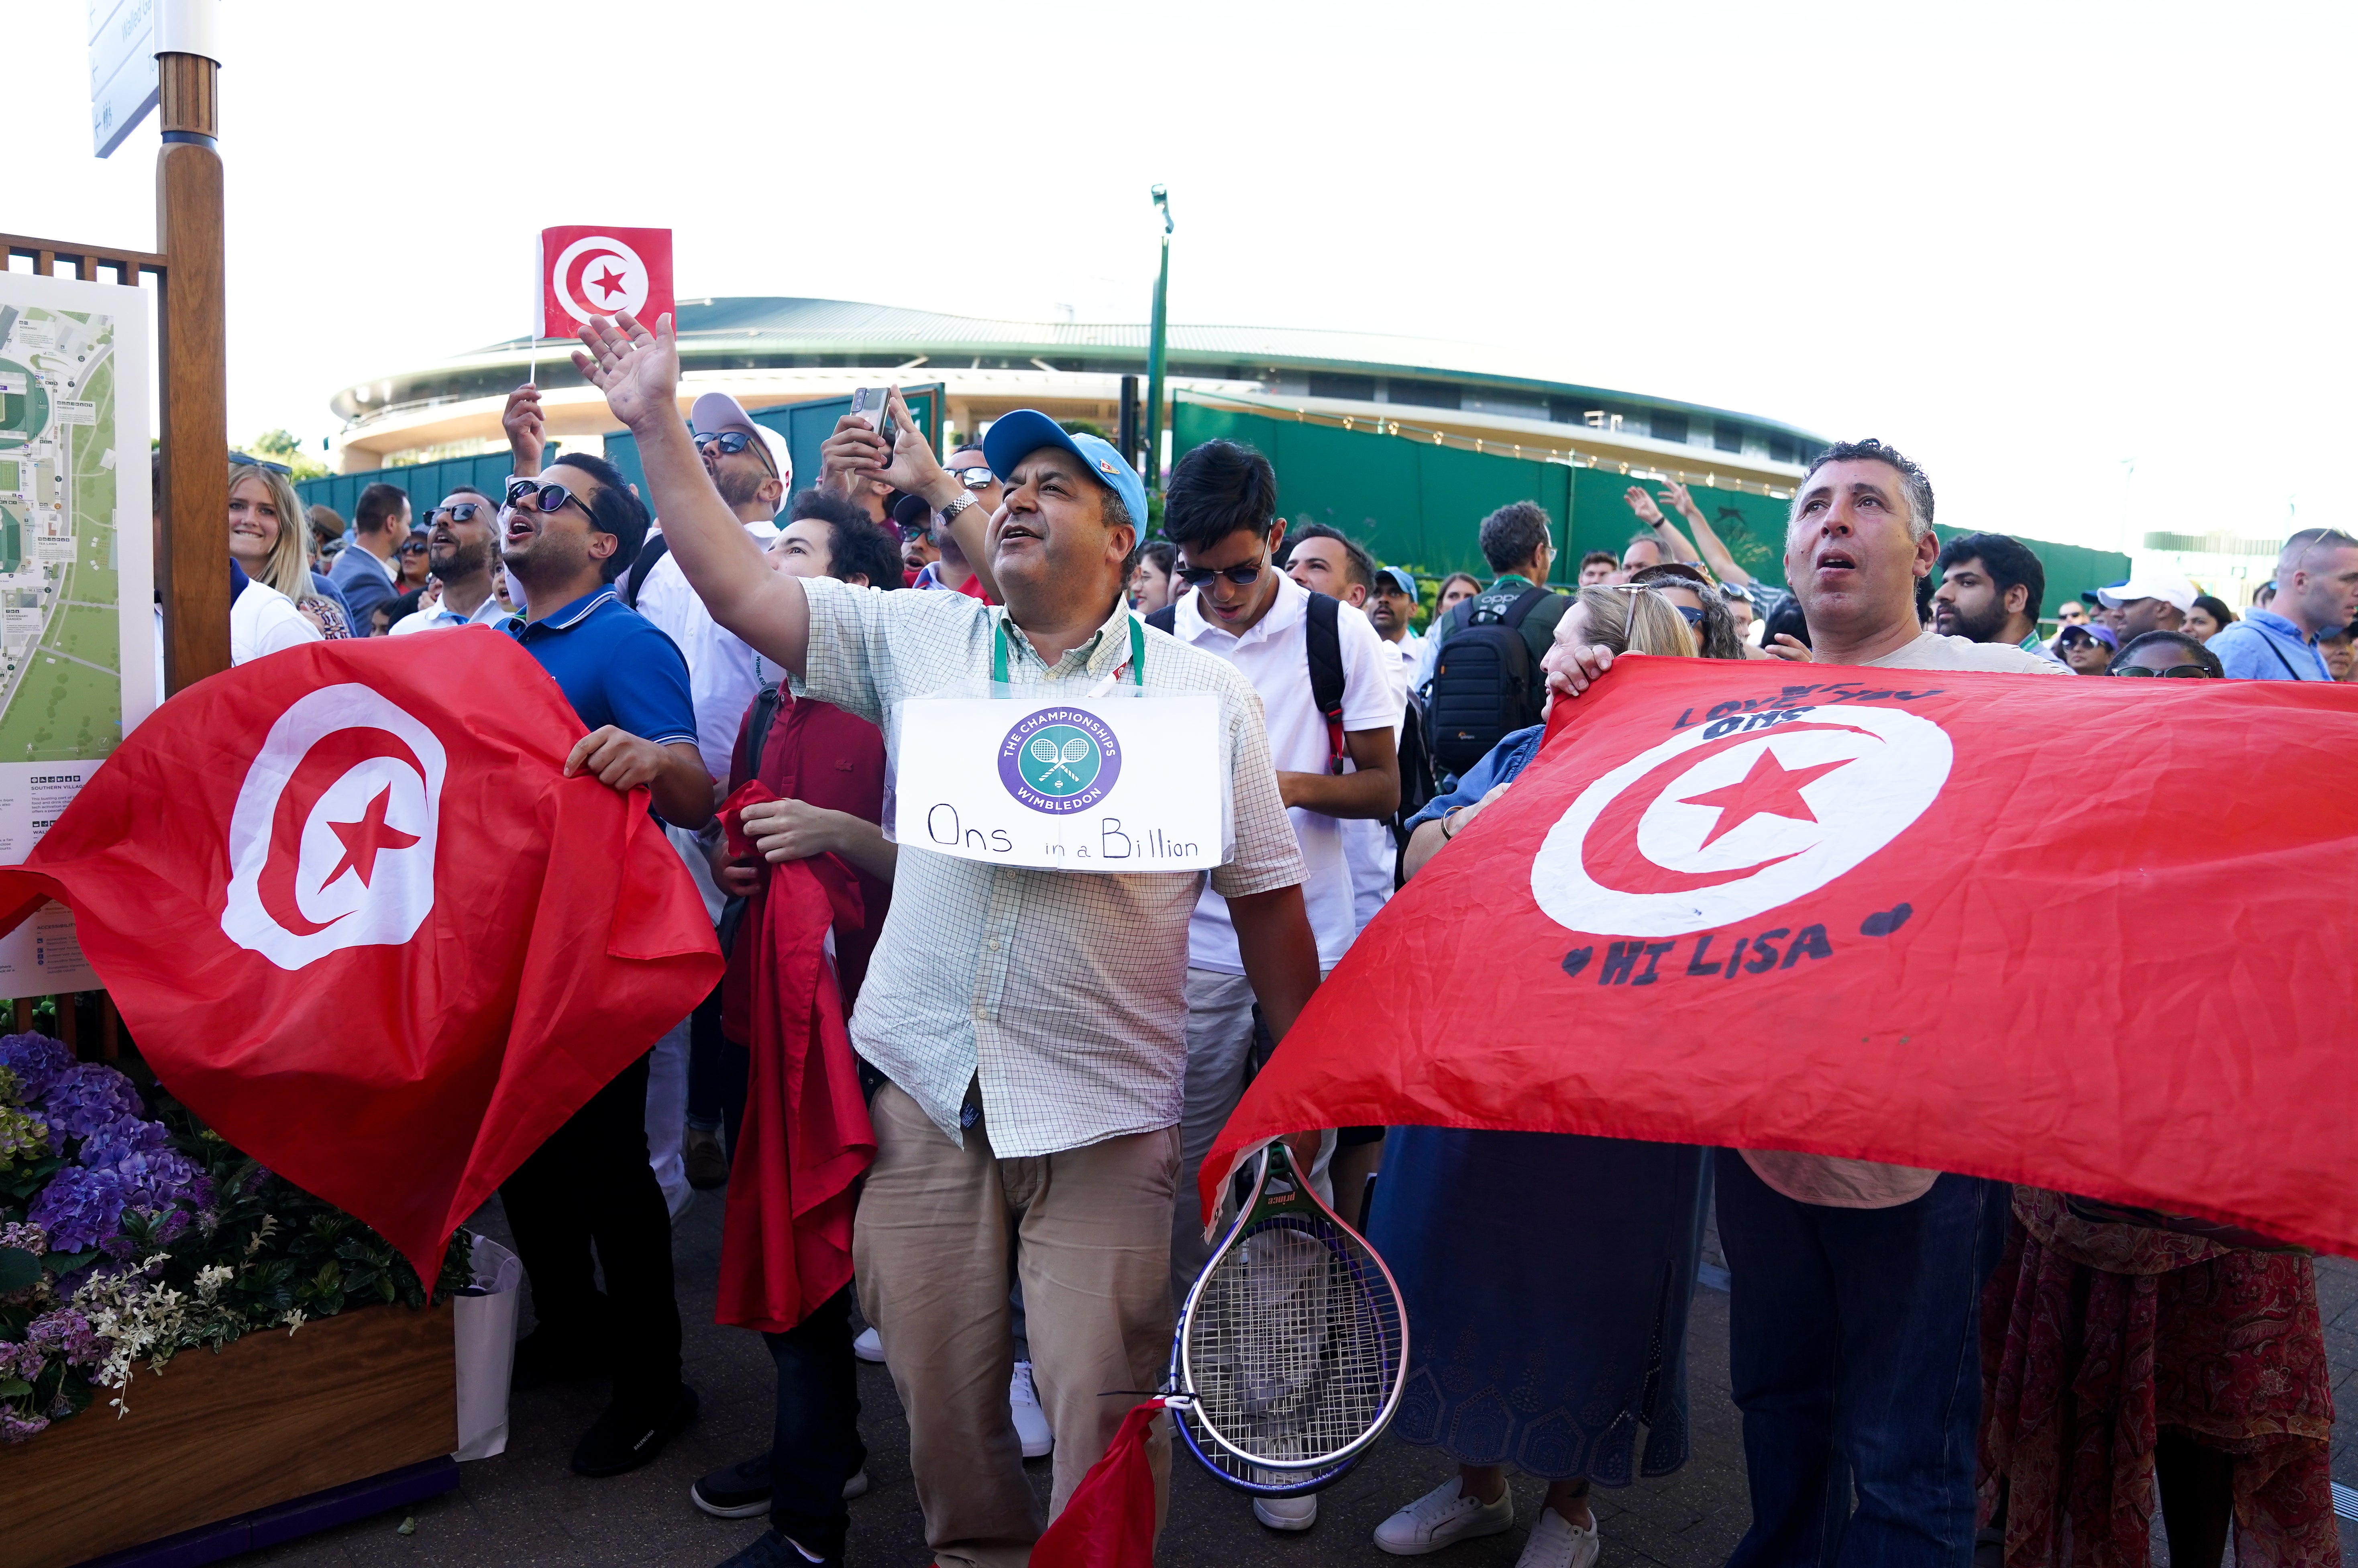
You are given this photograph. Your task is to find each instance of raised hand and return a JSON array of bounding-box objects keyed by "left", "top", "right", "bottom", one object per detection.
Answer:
[
  {"left": 1622, "top": 485, "right": 1668, "bottom": 527},
  {"left": 878, "top": 386, "right": 954, "bottom": 499},
  {"left": 572, "top": 311, "right": 679, "bottom": 434},
  {"left": 502, "top": 383, "right": 546, "bottom": 474},
  {"left": 817, "top": 413, "right": 891, "bottom": 500},
  {"left": 1656, "top": 479, "right": 1703, "bottom": 525}
]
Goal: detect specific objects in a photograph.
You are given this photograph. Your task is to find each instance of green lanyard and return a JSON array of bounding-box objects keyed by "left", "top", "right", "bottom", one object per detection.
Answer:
[{"left": 991, "top": 612, "right": 1146, "bottom": 690}]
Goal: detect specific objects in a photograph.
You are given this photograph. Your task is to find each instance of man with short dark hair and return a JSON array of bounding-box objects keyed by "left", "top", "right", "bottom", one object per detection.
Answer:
[
  {"left": 1931, "top": 530, "right": 2057, "bottom": 661},
  {"left": 2207, "top": 528, "right": 2358, "bottom": 680},
  {"left": 581, "top": 309, "right": 1321, "bottom": 1568},
  {"left": 1577, "top": 549, "right": 1618, "bottom": 586},
  {"left": 1551, "top": 437, "right": 2063, "bottom": 1567},
  {"left": 495, "top": 447, "right": 714, "bottom": 1482},
  {"left": 331, "top": 480, "right": 409, "bottom": 628},
  {"left": 1157, "top": 437, "right": 1399, "bottom": 1533},
  {"left": 1282, "top": 522, "right": 1375, "bottom": 608},
  {"left": 389, "top": 486, "right": 507, "bottom": 634},
  {"left": 1426, "top": 500, "right": 1568, "bottom": 666}
]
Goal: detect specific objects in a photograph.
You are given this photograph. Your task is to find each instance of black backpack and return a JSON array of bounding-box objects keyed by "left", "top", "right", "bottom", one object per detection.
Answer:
[
  {"left": 621, "top": 533, "right": 670, "bottom": 609},
  {"left": 1424, "top": 584, "right": 1552, "bottom": 778},
  {"left": 1149, "top": 593, "right": 1349, "bottom": 772}
]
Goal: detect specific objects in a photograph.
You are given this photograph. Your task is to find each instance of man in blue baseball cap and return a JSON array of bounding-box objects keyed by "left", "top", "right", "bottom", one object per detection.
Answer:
[{"left": 573, "top": 311, "right": 1325, "bottom": 1568}]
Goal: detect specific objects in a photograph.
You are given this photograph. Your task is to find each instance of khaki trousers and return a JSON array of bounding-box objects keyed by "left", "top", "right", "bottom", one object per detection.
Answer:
[{"left": 856, "top": 1081, "right": 1178, "bottom": 1568}]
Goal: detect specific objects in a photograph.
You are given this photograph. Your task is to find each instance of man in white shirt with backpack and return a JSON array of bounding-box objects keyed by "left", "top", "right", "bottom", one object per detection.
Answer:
[{"left": 1152, "top": 437, "right": 1402, "bottom": 1535}]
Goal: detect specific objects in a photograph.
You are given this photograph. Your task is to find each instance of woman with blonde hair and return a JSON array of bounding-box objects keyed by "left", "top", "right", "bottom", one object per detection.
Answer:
[
  {"left": 1369, "top": 583, "right": 1708, "bottom": 1568},
  {"left": 228, "top": 457, "right": 353, "bottom": 639}
]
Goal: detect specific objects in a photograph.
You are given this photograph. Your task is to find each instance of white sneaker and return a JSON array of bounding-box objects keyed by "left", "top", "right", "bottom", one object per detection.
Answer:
[
  {"left": 1374, "top": 1477, "right": 1515, "bottom": 1555},
  {"left": 1254, "top": 1493, "right": 1318, "bottom": 1531},
  {"left": 1009, "top": 1360, "right": 1053, "bottom": 1459},
  {"left": 852, "top": 1326, "right": 885, "bottom": 1364},
  {"left": 841, "top": 1469, "right": 870, "bottom": 1500},
  {"left": 1515, "top": 1507, "right": 1598, "bottom": 1568}
]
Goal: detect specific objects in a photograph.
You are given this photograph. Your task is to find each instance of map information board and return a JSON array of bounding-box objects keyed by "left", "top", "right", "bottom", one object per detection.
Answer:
[{"left": 0, "top": 270, "right": 155, "bottom": 995}]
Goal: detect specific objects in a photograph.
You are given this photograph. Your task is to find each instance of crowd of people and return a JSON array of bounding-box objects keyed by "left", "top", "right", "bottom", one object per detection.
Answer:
[{"left": 198, "top": 309, "right": 2358, "bottom": 1568}]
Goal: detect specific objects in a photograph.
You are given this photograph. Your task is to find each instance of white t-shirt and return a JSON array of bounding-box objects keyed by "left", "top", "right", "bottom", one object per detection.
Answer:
[
  {"left": 1175, "top": 573, "right": 1402, "bottom": 973},
  {"left": 387, "top": 593, "right": 511, "bottom": 635},
  {"left": 229, "top": 579, "right": 324, "bottom": 665},
  {"left": 1742, "top": 629, "right": 2066, "bottom": 1209},
  {"left": 1341, "top": 630, "right": 1421, "bottom": 929},
  {"left": 631, "top": 518, "right": 781, "bottom": 783}
]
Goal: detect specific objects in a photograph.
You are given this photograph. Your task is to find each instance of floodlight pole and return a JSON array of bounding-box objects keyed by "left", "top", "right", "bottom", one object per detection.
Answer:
[
  {"left": 1143, "top": 186, "right": 1172, "bottom": 493},
  {"left": 155, "top": 34, "right": 228, "bottom": 693}
]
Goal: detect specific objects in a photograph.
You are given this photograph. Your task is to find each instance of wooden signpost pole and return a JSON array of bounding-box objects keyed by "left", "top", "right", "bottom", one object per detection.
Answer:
[{"left": 155, "top": 46, "right": 228, "bottom": 694}]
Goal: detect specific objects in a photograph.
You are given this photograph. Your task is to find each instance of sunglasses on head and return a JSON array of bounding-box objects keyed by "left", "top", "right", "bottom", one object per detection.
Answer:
[
  {"left": 2111, "top": 663, "right": 2213, "bottom": 678},
  {"left": 228, "top": 452, "right": 291, "bottom": 475},
  {"left": 505, "top": 477, "right": 597, "bottom": 523},
  {"left": 430, "top": 502, "right": 491, "bottom": 524}
]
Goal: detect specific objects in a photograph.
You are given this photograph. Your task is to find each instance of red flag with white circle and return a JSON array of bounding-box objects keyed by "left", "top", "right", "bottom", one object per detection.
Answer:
[
  {"left": 0, "top": 629, "right": 722, "bottom": 1281},
  {"left": 540, "top": 224, "right": 675, "bottom": 340},
  {"left": 1204, "top": 656, "right": 2358, "bottom": 1256}
]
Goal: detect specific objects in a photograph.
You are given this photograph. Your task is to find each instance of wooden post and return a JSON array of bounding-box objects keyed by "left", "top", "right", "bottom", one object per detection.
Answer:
[
  {"left": 56, "top": 994, "right": 78, "bottom": 1053},
  {"left": 156, "top": 51, "right": 229, "bottom": 695},
  {"left": 99, "top": 993, "right": 120, "bottom": 1060}
]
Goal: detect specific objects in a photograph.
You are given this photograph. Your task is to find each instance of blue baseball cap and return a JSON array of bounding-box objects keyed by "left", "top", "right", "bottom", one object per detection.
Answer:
[
  {"left": 980, "top": 410, "right": 1150, "bottom": 538},
  {"left": 1374, "top": 565, "right": 1419, "bottom": 600}
]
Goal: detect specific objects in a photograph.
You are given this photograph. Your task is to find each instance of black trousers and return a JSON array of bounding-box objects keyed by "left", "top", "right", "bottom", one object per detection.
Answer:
[
  {"left": 499, "top": 1052, "right": 683, "bottom": 1407},
  {"left": 766, "top": 1285, "right": 866, "bottom": 1558}
]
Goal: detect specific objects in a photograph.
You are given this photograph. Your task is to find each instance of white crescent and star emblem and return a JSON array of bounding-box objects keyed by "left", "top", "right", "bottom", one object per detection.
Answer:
[
  {"left": 220, "top": 685, "right": 446, "bottom": 971},
  {"left": 550, "top": 234, "right": 651, "bottom": 326},
  {"left": 1530, "top": 705, "right": 1952, "bottom": 938}
]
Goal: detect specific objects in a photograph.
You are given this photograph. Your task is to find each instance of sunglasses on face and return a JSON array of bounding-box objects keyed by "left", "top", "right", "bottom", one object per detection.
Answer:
[
  {"left": 399, "top": 540, "right": 428, "bottom": 555},
  {"left": 228, "top": 452, "right": 291, "bottom": 475},
  {"left": 695, "top": 428, "right": 778, "bottom": 476},
  {"left": 950, "top": 466, "right": 996, "bottom": 490},
  {"left": 505, "top": 478, "right": 597, "bottom": 523},
  {"left": 2111, "top": 663, "right": 2214, "bottom": 678},
  {"left": 430, "top": 502, "right": 490, "bottom": 525},
  {"left": 1176, "top": 558, "right": 1269, "bottom": 589},
  {"left": 1675, "top": 606, "right": 1704, "bottom": 626}
]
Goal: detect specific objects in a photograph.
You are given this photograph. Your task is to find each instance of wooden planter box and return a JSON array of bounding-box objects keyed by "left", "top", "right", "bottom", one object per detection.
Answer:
[{"left": 2, "top": 1300, "right": 457, "bottom": 1568}]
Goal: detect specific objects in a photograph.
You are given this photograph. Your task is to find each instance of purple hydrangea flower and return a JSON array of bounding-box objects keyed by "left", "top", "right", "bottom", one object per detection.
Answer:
[
  {"left": 83, "top": 1129, "right": 213, "bottom": 1217},
  {"left": 1, "top": 1408, "right": 50, "bottom": 1443},
  {"left": 37, "top": 1064, "right": 144, "bottom": 1140},
  {"left": 24, "top": 1307, "right": 99, "bottom": 1363},
  {"left": 0, "top": 1035, "right": 71, "bottom": 1105},
  {"left": 26, "top": 1165, "right": 129, "bottom": 1254}
]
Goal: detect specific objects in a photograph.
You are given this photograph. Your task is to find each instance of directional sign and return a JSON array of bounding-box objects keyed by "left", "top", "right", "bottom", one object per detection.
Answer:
[{"left": 89, "top": 0, "right": 159, "bottom": 159}]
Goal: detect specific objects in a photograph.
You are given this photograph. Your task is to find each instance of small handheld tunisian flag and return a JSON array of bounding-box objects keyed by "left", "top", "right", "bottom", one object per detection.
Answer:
[
  {"left": 0, "top": 629, "right": 722, "bottom": 1281},
  {"left": 1207, "top": 657, "right": 2358, "bottom": 1256},
  {"left": 540, "top": 224, "right": 674, "bottom": 341}
]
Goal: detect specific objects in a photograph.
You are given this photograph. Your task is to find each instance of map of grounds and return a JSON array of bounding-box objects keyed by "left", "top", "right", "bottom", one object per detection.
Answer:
[{"left": 0, "top": 303, "right": 121, "bottom": 762}]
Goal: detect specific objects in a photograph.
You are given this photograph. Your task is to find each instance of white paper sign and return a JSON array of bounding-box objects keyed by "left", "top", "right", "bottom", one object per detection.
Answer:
[{"left": 892, "top": 694, "right": 1224, "bottom": 871}]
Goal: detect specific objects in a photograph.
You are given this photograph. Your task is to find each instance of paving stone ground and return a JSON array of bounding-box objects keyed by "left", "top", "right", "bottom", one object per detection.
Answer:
[{"left": 243, "top": 1193, "right": 2353, "bottom": 1568}]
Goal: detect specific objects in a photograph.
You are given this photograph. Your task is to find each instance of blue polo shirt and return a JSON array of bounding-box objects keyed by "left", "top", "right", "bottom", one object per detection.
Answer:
[
  {"left": 2207, "top": 609, "right": 2332, "bottom": 681},
  {"left": 506, "top": 587, "right": 699, "bottom": 745}
]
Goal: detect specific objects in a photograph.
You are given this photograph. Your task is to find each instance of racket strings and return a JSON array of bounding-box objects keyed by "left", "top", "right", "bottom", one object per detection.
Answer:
[{"left": 1182, "top": 1215, "right": 1404, "bottom": 1469}]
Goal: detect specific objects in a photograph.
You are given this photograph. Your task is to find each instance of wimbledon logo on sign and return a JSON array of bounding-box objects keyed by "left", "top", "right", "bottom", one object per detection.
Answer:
[{"left": 999, "top": 707, "right": 1121, "bottom": 814}]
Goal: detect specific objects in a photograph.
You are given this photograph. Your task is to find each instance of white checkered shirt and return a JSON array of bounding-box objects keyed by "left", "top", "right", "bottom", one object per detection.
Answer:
[{"left": 795, "top": 577, "right": 1306, "bottom": 1156}]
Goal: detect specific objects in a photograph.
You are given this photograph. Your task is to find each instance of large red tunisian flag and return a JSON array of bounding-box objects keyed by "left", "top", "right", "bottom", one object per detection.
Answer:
[
  {"left": 1207, "top": 657, "right": 2358, "bottom": 1255},
  {"left": 0, "top": 630, "right": 722, "bottom": 1281},
  {"left": 540, "top": 224, "right": 675, "bottom": 341}
]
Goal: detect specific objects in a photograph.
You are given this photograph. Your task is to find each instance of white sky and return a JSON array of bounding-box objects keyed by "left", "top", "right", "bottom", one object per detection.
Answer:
[{"left": 15, "top": 0, "right": 2354, "bottom": 555}]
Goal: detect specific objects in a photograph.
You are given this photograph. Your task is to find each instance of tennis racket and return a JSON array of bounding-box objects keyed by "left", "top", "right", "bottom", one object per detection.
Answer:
[{"left": 1166, "top": 1140, "right": 1408, "bottom": 1497}]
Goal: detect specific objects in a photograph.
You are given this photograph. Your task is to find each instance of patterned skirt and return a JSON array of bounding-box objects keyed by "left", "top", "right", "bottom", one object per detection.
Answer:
[
  {"left": 1978, "top": 1187, "right": 2337, "bottom": 1567},
  {"left": 1367, "top": 1126, "right": 1710, "bottom": 1483}
]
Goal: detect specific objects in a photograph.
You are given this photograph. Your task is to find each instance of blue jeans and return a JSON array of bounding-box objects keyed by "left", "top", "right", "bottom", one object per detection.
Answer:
[
  {"left": 766, "top": 1285, "right": 866, "bottom": 1559},
  {"left": 1714, "top": 1150, "right": 1999, "bottom": 1568}
]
